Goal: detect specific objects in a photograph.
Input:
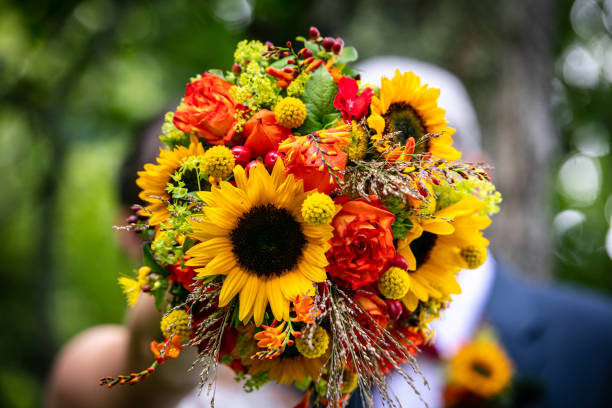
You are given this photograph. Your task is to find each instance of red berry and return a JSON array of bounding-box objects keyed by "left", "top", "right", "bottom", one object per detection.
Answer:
[
  {"left": 332, "top": 38, "right": 344, "bottom": 54},
  {"left": 264, "top": 150, "right": 284, "bottom": 170},
  {"left": 322, "top": 37, "right": 335, "bottom": 51},
  {"left": 386, "top": 299, "right": 404, "bottom": 321},
  {"left": 245, "top": 160, "right": 263, "bottom": 175},
  {"left": 232, "top": 63, "right": 241, "bottom": 74},
  {"left": 391, "top": 254, "right": 410, "bottom": 271},
  {"left": 300, "top": 48, "right": 313, "bottom": 59},
  {"left": 231, "top": 146, "right": 253, "bottom": 167},
  {"left": 309, "top": 26, "right": 320, "bottom": 39}
]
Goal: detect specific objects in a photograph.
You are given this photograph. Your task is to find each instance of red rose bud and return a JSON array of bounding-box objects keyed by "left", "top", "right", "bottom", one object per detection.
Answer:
[
  {"left": 309, "top": 26, "right": 320, "bottom": 39},
  {"left": 391, "top": 254, "right": 410, "bottom": 271},
  {"left": 264, "top": 150, "right": 284, "bottom": 170},
  {"left": 286, "top": 41, "right": 292, "bottom": 48},
  {"left": 245, "top": 160, "right": 263, "bottom": 175},
  {"left": 231, "top": 146, "right": 253, "bottom": 167},
  {"left": 386, "top": 299, "right": 404, "bottom": 321},
  {"left": 232, "top": 63, "right": 242, "bottom": 74},
  {"left": 332, "top": 38, "right": 344, "bottom": 54},
  {"left": 322, "top": 37, "right": 335, "bottom": 51}
]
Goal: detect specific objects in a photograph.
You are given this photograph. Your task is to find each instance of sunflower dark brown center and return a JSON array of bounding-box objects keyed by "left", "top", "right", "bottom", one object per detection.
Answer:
[
  {"left": 409, "top": 231, "right": 438, "bottom": 267},
  {"left": 230, "top": 204, "right": 306, "bottom": 277},
  {"left": 471, "top": 361, "right": 492, "bottom": 378},
  {"left": 383, "top": 102, "right": 428, "bottom": 153}
]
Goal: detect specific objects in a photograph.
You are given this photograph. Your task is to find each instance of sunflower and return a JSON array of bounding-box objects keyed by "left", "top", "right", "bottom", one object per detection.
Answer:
[
  {"left": 136, "top": 138, "right": 205, "bottom": 226},
  {"left": 367, "top": 70, "right": 460, "bottom": 161},
  {"left": 247, "top": 348, "right": 330, "bottom": 386},
  {"left": 449, "top": 340, "right": 513, "bottom": 397},
  {"left": 185, "top": 160, "right": 333, "bottom": 326},
  {"left": 397, "top": 197, "right": 491, "bottom": 311}
]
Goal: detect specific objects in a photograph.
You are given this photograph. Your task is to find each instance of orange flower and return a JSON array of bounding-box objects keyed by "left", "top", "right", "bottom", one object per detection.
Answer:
[
  {"left": 150, "top": 335, "right": 183, "bottom": 364},
  {"left": 278, "top": 126, "right": 349, "bottom": 194},
  {"left": 243, "top": 109, "right": 292, "bottom": 158},
  {"left": 325, "top": 196, "right": 396, "bottom": 288},
  {"left": 253, "top": 322, "right": 287, "bottom": 351},
  {"left": 174, "top": 73, "right": 239, "bottom": 145},
  {"left": 293, "top": 295, "right": 321, "bottom": 325},
  {"left": 354, "top": 292, "right": 390, "bottom": 330}
]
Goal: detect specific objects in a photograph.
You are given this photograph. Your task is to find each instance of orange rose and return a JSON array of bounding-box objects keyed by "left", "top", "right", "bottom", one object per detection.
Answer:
[
  {"left": 174, "top": 73, "right": 238, "bottom": 145},
  {"left": 278, "top": 127, "right": 349, "bottom": 194},
  {"left": 326, "top": 196, "right": 396, "bottom": 288},
  {"left": 355, "top": 292, "right": 390, "bottom": 330},
  {"left": 243, "top": 109, "right": 291, "bottom": 158}
]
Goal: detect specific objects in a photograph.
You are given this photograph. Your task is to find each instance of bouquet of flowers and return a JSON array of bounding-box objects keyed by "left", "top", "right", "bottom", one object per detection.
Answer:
[{"left": 102, "top": 27, "right": 501, "bottom": 408}]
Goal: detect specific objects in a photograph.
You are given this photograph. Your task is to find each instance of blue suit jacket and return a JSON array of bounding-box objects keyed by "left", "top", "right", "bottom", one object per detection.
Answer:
[{"left": 347, "top": 262, "right": 612, "bottom": 407}]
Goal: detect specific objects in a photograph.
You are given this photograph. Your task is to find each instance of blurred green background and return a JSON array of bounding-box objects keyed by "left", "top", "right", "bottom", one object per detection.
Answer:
[{"left": 1, "top": 0, "right": 610, "bottom": 406}]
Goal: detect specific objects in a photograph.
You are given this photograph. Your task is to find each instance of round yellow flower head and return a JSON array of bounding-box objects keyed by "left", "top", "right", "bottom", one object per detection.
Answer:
[
  {"left": 203, "top": 145, "right": 235, "bottom": 179},
  {"left": 160, "top": 309, "right": 192, "bottom": 342},
  {"left": 274, "top": 97, "right": 307, "bottom": 129},
  {"left": 301, "top": 192, "right": 336, "bottom": 225},
  {"left": 377, "top": 267, "right": 411, "bottom": 299},
  {"left": 341, "top": 368, "right": 359, "bottom": 394},
  {"left": 347, "top": 121, "right": 369, "bottom": 161},
  {"left": 460, "top": 245, "right": 486, "bottom": 269},
  {"left": 295, "top": 326, "right": 329, "bottom": 359}
]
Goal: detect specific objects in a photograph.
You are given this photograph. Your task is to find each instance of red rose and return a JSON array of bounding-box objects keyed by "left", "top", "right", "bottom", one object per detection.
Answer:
[
  {"left": 333, "top": 76, "right": 373, "bottom": 122},
  {"left": 174, "top": 73, "right": 239, "bottom": 145},
  {"left": 243, "top": 110, "right": 291, "bottom": 158},
  {"left": 326, "top": 196, "right": 396, "bottom": 288}
]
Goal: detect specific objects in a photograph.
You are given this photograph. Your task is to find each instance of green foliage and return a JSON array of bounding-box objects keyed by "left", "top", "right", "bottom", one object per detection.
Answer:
[
  {"left": 296, "top": 66, "right": 339, "bottom": 134},
  {"left": 384, "top": 196, "right": 414, "bottom": 240}
]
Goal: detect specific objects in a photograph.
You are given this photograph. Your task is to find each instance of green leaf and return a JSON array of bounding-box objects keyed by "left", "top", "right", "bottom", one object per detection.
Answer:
[
  {"left": 341, "top": 66, "right": 361, "bottom": 77},
  {"left": 322, "top": 112, "right": 342, "bottom": 129},
  {"left": 337, "top": 46, "right": 358, "bottom": 65},
  {"left": 296, "top": 66, "right": 339, "bottom": 135},
  {"left": 270, "top": 56, "right": 292, "bottom": 68},
  {"left": 142, "top": 244, "right": 169, "bottom": 277},
  {"left": 207, "top": 68, "right": 225, "bottom": 79}
]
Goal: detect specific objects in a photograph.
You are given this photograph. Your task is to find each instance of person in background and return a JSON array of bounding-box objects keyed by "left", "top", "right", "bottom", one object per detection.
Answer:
[{"left": 346, "top": 57, "right": 612, "bottom": 408}]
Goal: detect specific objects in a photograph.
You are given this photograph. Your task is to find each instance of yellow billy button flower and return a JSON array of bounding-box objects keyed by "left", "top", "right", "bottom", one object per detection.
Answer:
[
  {"left": 377, "top": 267, "right": 411, "bottom": 299},
  {"left": 274, "top": 97, "right": 307, "bottom": 129},
  {"left": 160, "top": 309, "right": 192, "bottom": 342},
  {"left": 347, "top": 120, "right": 369, "bottom": 161},
  {"left": 295, "top": 326, "right": 329, "bottom": 359},
  {"left": 203, "top": 145, "right": 235, "bottom": 179},
  {"left": 341, "top": 369, "right": 359, "bottom": 394},
  {"left": 301, "top": 192, "right": 336, "bottom": 225},
  {"left": 460, "top": 245, "right": 487, "bottom": 269}
]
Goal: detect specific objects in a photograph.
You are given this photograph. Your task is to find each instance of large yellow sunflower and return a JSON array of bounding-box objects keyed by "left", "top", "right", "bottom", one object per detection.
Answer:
[
  {"left": 397, "top": 197, "right": 491, "bottom": 311},
  {"left": 247, "top": 349, "right": 329, "bottom": 386},
  {"left": 136, "top": 139, "right": 205, "bottom": 226},
  {"left": 367, "top": 70, "right": 460, "bottom": 161},
  {"left": 449, "top": 339, "right": 513, "bottom": 397},
  {"left": 185, "top": 160, "right": 333, "bottom": 326}
]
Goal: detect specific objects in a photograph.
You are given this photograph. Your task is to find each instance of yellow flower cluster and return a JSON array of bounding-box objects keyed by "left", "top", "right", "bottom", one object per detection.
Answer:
[
  {"left": 301, "top": 192, "right": 336, "bottom": 225},
  {"left": 287, "top": 72, "right": 311, "bottom": 97},
  {"left": 233, "top": 40, "right": 268, "bottom": 66},
  {"left": 230, "top": 61, "right": 280, "bottom": 110},
  {"left": 295, "top": 326, "right": 329, "bottom": 359},
  {"left": 203, "top": 146, "right": 235, "bottom": 179},
  {"left": 377, "top": 267, "right": 411, "bottom": 299},
  {"left": 160, "top": 309, "right": 192, "bottom": 342}
]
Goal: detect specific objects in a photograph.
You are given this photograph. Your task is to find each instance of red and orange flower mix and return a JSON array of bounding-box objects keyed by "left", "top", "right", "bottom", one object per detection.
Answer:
[{"left": 106, "top": 27, "right": 501, "bottom": 408}]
